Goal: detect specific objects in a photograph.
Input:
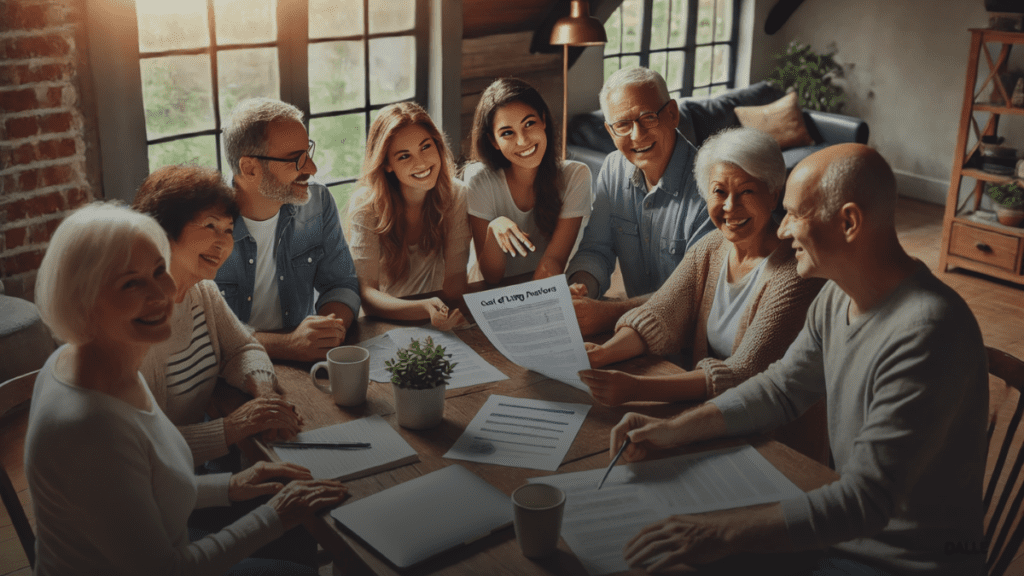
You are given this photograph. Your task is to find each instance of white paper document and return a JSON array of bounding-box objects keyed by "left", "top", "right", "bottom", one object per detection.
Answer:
[
  {"left": 533, "top": 445, "right": 806, "bottom": 575},
  {"left": 444, "top": 394, "right": 591, "bottom": 471},
  {"left": 272, "top": 415, "right": 418, "bottom": 481},
  {"left": 463, "top": 275, "right": 591, "bottom": 391},
  {"left": 359, "top": 326, "right": 507, "bottom": 390}
]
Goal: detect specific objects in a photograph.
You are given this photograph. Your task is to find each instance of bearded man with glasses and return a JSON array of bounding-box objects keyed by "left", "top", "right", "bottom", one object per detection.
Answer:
[
  {"left": 216, "top": 97, "right": 361, "bottom": 362},
  {"left": 566, "top": 67, "right": 714, "bottom": 336}
]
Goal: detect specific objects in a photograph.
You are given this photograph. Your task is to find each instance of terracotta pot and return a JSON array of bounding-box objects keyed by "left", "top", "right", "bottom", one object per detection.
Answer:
[
  {"left": 393, "top": 383, "right": 447, "bottom": 429},
  {"left": 996, "top": 206, "right": 1024, "bottom": 227}
]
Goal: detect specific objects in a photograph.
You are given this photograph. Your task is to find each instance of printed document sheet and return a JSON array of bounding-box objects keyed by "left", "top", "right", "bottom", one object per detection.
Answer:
[
  {"left": 463, "top": 275, "right": 591, "bottom": 391},
  {"left": 533, "top": 445, "right": 806, "bottom": 575},
  {"left": 444, "top": 394, "right": 590, "bottom": 471},
  {"left": 359, "top": 326, "right": 507, "bottom": 390}
]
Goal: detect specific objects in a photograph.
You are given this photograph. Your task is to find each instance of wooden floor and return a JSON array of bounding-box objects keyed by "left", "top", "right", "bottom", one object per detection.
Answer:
[{"left": 1, "top": 197, "right": 1022, "bottom": 575}]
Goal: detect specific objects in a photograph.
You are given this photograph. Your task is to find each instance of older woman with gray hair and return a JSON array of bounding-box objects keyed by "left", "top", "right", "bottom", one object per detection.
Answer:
[
  {"left": 25, "top": 202, "right": 347, "bottom": 575},
  {"left": 579, "top": 127, "right": 828, "bottom": 458}
]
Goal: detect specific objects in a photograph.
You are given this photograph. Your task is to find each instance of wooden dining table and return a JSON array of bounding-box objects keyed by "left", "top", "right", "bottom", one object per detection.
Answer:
[{"left": 213, "top": 289, "right": 840, "bottom": 576}]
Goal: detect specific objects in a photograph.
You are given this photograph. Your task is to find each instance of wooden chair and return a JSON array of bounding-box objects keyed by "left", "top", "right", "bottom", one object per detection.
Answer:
[
  {"left": 985, "top": 347, "right": 1024, "bottom": 576},
  {"left": 0, "top": 369, "right": 38, "bottom": 568}
]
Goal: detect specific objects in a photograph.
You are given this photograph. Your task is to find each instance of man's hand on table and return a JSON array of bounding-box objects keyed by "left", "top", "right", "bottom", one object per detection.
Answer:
[
  {"left": 289, "top": 313, "right": 347, "bottom": 361},
  {"left": 223, "top": 396, "right": 303, "bottom": 446}
]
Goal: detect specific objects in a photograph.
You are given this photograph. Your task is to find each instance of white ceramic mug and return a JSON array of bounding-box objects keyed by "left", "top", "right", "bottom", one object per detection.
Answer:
[
  {"left": 511, "top": 483, "right": 566, "bottom": 559},
  {"left": 309, "top": 346, "right": 370, "bottom": 406}
]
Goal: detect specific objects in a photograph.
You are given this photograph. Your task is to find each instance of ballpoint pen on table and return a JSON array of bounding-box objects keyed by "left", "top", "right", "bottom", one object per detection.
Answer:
[
  {"left": 270, "top": 442, "right": 372, "bottom": 449},
  {"left": 596, "top": 437, "right": 631, "bottom": 490}
]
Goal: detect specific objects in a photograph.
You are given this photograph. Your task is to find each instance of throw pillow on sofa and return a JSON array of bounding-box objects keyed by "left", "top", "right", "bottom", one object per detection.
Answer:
[{"left": 734, "top": 91, "right": 815, "bottom": 150}]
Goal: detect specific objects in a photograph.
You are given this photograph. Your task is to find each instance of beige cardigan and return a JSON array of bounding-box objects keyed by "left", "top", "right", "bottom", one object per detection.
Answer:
[
  {"left": 617, "top": 230, "right": 826, "bottom": 398},
  {"left": 140, "top": 280, "right": 274, "bottom": 464}
]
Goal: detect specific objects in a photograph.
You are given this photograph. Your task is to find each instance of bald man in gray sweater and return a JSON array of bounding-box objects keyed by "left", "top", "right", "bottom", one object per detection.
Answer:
[{"left": 608, "top": 144, "right": 987, "bottom": 576}]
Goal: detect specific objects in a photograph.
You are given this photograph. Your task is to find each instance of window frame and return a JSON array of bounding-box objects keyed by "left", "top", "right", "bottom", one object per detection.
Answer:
[
  {"left": 603, "top": 0, "right": 741, "bottom": 99},
  {"left": 86, "top": 0, "right": 432, "bottom": 201}
]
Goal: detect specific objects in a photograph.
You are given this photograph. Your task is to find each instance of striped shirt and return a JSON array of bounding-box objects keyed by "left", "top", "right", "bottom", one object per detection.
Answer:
[{"left": 162, "top": 303, "right": 219, "bottom": 425}]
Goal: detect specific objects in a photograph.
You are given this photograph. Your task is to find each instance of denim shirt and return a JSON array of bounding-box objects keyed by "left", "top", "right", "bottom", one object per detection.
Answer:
[
  {"left": 215, "top": 182, "right": 361, "bottom": 330},
  {"left": 566, "top": 131, "right": 714, "bottom": 298}
]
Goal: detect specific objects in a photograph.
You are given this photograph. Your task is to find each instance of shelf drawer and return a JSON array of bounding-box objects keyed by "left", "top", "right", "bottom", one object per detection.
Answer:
[{"left": 949, "top": 223, "right": 1022, "bottom": 272}]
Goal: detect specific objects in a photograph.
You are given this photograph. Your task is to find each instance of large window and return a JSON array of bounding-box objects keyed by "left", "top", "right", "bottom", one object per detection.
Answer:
[
  {"left": 604, "top": 0, "right": 739, "bottom": 99},
  {"left": 132, "top": 0, "right": 425, "bottom": 208}
]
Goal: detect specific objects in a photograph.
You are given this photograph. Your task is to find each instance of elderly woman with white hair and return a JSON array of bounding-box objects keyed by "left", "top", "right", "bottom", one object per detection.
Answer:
[
  {"left": 25, "top": 202, "right": 347, "bottom": 576},
  {"left": 579, "top": 127, "right": 828, "bottom": 458}
]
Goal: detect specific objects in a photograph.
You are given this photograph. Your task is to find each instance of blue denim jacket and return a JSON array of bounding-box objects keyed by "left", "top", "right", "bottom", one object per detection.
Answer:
[
  {"left": 214, "top": 182, "right": 361, "bottom": 330},
  {"left": 566, "top": 131, "right": 714, "bottom": 298}
]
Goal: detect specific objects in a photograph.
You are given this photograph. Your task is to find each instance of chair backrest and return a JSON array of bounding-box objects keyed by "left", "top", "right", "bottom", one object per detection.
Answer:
[
  {"left": 0, "top": 369, "right": 38, "bottom": 568},
  {"left": 984, "top": 347, "right": 1024, "bottom": 576}
]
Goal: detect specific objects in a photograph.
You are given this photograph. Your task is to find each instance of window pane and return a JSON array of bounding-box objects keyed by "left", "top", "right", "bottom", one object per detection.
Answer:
[
  {"left": 621, "top": 0, "right": 642, "bottom": 54},
  {"left": 604, "top": 57, "right": 621, "bottom": 83},
  {"left": 693, "top": 45, "right": 712, "bottom": 87},
  {"left": 606, "top": 7, "right": 622, "bottom": 55},
  {"left": 649, "top": 51, "right": 668, "bottom": 86},
  {"left": 309, "top": 114, "right": 366, "bottom": 183},
  {"left": 369, "top": 36, "right": 414, "bottom": 105},
  {"left": 309, "top": 41, "right": 365, "bottom": 113},
  {"left": 650, "top": 0, "right": 669, "bottom": 51},
  {"left": 696, "top": 0, "right": 713, "bottom": 45},
  {"left": 219, "top": 48, "right": 279, "bottom": 118},
  {"left": 309, "top": 0, "right": 363, "bottom": 39},
  {"left": 148, "top": 136, "right": 218, "bottom": 171},
  {"left": 215, "top": 0, "right": 276, "bottom": 44},
  {"left": 693, "top": 86, "right": 711, "bottom": 98},
  {"left": 711, "top": 45, "right": 730, "bottom": 83},
  {"left": 715, "top": 0, "right": 733, "bottom": 41},
  {"left": 369, "top": 0, "right": 414, "bottom": 34},
  {"left": 330, "top": 180, "right": 359, "bottom": 214},
  {"left": 708, "top": 84, "right": 727, "bottom": 97},
  {"left": 667, "top": 51, "right": 685, "bottom": 93},
  {"left": 137, "top": 0, "right": 209, "bottom": 52},
  {"left": 622, "top": 54, "right": 641, "bottom": 70},
  {"left": 669, "top": 0, "right": 687, "bottom": 48},
  {"left": 141, "top": 55, "right": 215, "bottom": 139}
]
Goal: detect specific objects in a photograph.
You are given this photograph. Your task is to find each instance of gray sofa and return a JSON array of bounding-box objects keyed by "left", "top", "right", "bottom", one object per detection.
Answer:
[{"left": 566, "top": 81, "right": 869, "bottom": 179}]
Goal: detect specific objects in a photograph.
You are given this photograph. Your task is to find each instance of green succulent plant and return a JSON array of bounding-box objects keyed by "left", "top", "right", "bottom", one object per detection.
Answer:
[
  {"left": 987, "top": 180, "right": 1024, "bottom": 209},
  {"left": 768, "top": 41, "right": 846, "bottom": 113},
  {"left": 385, "top": 336, "right": 457, "bottom": 390}
]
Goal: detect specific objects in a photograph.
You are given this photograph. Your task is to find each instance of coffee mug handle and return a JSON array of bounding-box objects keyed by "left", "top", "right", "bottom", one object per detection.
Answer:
[{"left": 309, "top": 361, "right": 331, "bottom": 394}]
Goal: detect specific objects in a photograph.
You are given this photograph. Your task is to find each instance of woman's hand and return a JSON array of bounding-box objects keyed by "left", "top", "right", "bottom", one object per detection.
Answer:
[
  {"left": 223, "top": 396, "right": 303, "bottom": 446},
  {"left": 267, "top": 478, "right": 350, "bottom": 530},
  {"left": 487, "top": 217, "right": 535, "bottom": 257},
  {"left": 424, "top": 298, "right": 468, "bottom": 331},
  {"left": 609, "top": 412, "right": 686, "bottom": 462},
  {"left": 578, "top": 368, "right": 639, "bottom": 406},
  {"left": 229, "top": 461, "right": 312, "bottom": 502},
  {"left": 585, "top": 342, "right": 613, "bottom": 368}
]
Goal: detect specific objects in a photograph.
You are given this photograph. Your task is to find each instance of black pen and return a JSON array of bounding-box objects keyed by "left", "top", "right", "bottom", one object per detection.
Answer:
[
  {"left": 596, "top": 437, "right": 631, "bottom": 490},
  {"left": 271, "top": 442, "right": 372, "bottom": 449}
]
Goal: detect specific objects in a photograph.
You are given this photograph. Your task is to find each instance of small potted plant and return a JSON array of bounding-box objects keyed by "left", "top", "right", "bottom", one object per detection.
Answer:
[
  {"left": 385, "top": 336, "right": 456, "bottom": 429},
  {"left": 987, "top": 180, "right": 1024, "bottom": 227}
]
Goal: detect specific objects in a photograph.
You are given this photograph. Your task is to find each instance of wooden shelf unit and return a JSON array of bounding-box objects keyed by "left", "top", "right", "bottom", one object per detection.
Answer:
[{"left": 940, "top": 28, "right": 1024, "bottom": 285}]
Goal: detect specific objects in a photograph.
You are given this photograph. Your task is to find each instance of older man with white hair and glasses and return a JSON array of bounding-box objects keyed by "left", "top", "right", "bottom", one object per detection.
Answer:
[
  {"left": 215, "top": 97, "right": 361, "bottom": 362},
  {"left": 566, "top": 67, "right": 715, "bottom": 336}
]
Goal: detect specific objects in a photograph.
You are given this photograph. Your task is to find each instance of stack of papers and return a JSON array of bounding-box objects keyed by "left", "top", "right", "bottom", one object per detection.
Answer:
[{"left": 272, "top": 415, "right": 418, "bottom": 481}]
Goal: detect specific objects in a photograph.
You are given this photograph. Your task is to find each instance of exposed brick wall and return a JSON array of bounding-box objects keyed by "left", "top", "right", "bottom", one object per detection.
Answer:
[{"left": 1, "top": 0, "right": 100, "bottom": 301}]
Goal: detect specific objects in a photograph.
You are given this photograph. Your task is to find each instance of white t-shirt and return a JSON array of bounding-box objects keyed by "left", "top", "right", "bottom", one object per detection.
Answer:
[
  {"left": 705, "top": 255, "right": 769, "bottom": 360},
  {"left": 243, "top": 213, "right": 283, "bottom": 331},
  {"left": 464, "top": 160, "right": 592, "bottom": 278}
]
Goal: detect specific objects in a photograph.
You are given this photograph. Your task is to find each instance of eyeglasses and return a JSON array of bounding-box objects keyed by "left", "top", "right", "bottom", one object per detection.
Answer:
[
  {"left": 249, "top": 140, "right": 316, "bottom": 171},
  {"left": 608, "top": 101, "right": 672, "bottom": 137}
]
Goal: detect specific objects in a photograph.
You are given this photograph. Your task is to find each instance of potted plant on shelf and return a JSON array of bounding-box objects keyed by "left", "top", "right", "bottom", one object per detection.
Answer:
[
  {"left": 767, "top": 40, "right": 845, "bottom": 113},
  {"left": 987, "top": 180, "right": 1024, "bottom": 227},
  {"left": 385, "top": 336, "right": 456, "bottom": 430}
]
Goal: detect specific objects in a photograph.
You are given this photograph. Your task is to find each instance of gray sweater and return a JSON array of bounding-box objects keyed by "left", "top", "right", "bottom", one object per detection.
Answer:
[{"left": 711, "top": 264, "right": 987, "bottom": 575}]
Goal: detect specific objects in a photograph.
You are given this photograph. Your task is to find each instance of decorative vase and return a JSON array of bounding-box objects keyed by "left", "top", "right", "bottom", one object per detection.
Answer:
[
  {"left": 393, "top": 383, "right": 447, "bottom": 429},
  {"left": 996, "top": 206, "right": 1024, "bottom": 227}
]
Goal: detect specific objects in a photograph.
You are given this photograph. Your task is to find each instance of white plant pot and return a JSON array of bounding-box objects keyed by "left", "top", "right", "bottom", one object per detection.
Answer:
[{"left": 393, "top": 383, "right": 447, "bottom": 430}]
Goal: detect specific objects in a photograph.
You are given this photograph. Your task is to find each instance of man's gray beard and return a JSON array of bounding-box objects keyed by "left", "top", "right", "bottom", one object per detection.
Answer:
[{"left": 259, "top": 173, "right": 311, "bottom": 206}]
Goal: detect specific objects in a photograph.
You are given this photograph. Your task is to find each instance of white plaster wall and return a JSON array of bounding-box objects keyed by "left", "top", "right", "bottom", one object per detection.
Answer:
[{"left": 566, "top": 0, "right": 1009, "bottom": 206}]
